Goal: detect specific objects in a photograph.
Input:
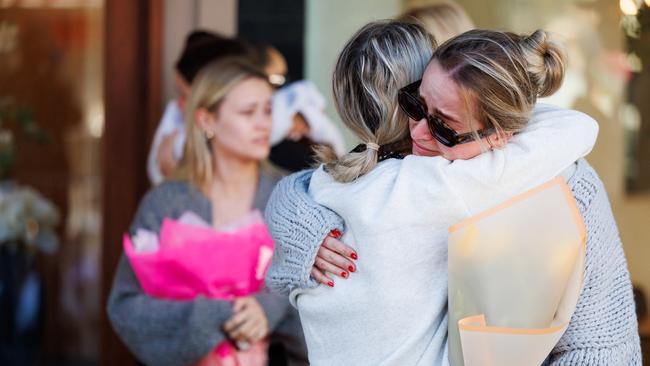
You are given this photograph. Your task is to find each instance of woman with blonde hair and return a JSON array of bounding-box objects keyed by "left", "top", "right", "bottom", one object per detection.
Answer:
[
  {"left": 397, "top": 0, "right": 474, "bottom": 43},
  {"left": 107, "top": 58, "right": 307, "bottom": 366},
  {"left": 267, "top": 25, "right": 641, "bottom": 365},
  {"left": 264, "top": 20, "right": 606, "bottom": 365}
]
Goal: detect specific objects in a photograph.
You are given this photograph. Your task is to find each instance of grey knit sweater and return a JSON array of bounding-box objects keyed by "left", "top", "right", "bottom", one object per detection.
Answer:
[
  {"left": 264, "top": 159, "right": 642, "bottom": 365},
  {"left": 107, "top": 164, "right": 307, "bottom": 366}
]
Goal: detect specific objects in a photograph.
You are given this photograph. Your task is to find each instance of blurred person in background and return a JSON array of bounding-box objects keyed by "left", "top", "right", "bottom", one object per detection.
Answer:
[
  {"left": 108, "top": 58, "right": 307, "bottom": 366},
  {"left": 149, "top": 32, "right": 345, "bottom": 184},
  {"left": 397, "top": 0, "right": 474, "bottom": 44},
  {"left": 258, "top": 44, "right": 347, "bottom": 172},
  {"left": 147, "top": 31, "right": 261, "bottom": 185}
]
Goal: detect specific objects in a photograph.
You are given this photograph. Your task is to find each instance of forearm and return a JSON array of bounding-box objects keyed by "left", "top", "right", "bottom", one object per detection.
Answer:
[
  {"left": 107, "top": 256, "right": 233, "bottom": 366},
  {"left": 264, "top": 169, "right": 344, "bottom": 294},
  {"left": 255, "top": 289, "right": 291, "bottom": 331}
]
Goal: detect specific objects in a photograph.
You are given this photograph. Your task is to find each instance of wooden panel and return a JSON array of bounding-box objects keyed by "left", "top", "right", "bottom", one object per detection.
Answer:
[{"left": 100, "top": 0, "right": 162, "bottom": 365}]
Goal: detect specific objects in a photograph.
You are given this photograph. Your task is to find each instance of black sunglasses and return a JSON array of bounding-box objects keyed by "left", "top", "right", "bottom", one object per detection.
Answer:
[{"left": 398, "top": 80, "right": 494, "bottom": 148}]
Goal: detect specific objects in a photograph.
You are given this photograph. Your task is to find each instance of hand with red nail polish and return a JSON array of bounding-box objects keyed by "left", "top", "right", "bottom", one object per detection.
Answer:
[{"left": 309, "top": 228, "right": 359, "bottom": 287}]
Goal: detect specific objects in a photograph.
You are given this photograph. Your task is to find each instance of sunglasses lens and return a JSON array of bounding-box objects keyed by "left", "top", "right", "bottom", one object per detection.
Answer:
[
  {"left": 428, "top": 117, "right": 456, "bottom": 147},
  {"left": 398, "top": 93, "right": 425, "bottom": 121}
]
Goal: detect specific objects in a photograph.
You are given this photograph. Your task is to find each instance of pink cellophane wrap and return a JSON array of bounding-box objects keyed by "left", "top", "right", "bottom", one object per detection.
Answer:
[{"left": 123, "top": 210, "right": 274, "bottom": 366}]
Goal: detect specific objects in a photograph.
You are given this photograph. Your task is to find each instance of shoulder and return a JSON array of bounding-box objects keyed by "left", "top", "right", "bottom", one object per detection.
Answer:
[
  {"left": 532, "top": 103, "right": 595, "bottom": 122},
  {"left": 131, "top": 180, "right": 207, "bottom": 233},
  {"left": 260, "top": 161, "right": 289, "bottom": 186},
  {"left": 142, "top": 180, "right": 198, "bottom": 207},
  {"left": 566, "top": 159, "right": 606, "bottom": 213}
]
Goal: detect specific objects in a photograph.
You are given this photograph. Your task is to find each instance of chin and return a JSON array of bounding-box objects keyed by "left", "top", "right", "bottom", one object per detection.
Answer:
[{"left": 249, "top": 147, "right": 271, "bottom": 161}]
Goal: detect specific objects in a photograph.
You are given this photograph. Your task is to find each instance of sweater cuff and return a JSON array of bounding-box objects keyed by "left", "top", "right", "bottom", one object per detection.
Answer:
[{"left": 265, "top": 169, "right": 345, "bottom": 294}]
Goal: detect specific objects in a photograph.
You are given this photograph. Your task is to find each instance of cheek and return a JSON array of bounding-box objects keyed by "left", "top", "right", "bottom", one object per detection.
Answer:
[
  {"left": 218, "top": 116, "right": 250, "bottom": 142},
  {"left": 410, "top": 119, "right": 431, "bottom": 140},
  {"left": 440, "top": 141, "right": 484, "bottom": 161}
]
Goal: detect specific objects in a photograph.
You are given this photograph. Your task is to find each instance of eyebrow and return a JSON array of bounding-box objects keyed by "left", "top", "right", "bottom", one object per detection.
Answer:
[
  {"left": 435, "top": 109, "right": 461, "bottom": 126},
  {"left": 417, "top": 85, "right": 464, "bottom": 127}
]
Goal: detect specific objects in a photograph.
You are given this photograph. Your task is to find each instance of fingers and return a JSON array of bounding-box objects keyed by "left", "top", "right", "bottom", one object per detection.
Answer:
[
  {"left": 228, "top": 317, "right": 258, "bottom": 341},
  {"left": 250, "top": 326, "right": 268, "bottom": 343},
  {"left": 231, "top": 321, "right": 267, "bottom": 344},
  {"left": 322, "top": 235, "right": 358, "bottom": 262},
  {"left": 225, "top": 301, "right": 268, "bottom": 343},
  {"left": 223, "top": 309, "right": 248, "bottom": 333},
  {"left": 319, "top": 240, "right": 356, "bottom": 274},
  {"left": 310, "top": 267, "right": 334, "bottom": 287},
  {"left": 315, "top": 246, "right": 352, "bottom": 278},
  {"left": 232, "top": 297, "right": 250, "bottom": 313}
]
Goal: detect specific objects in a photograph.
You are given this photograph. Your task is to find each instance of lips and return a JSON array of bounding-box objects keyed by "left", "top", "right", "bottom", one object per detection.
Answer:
[
  {"left": 252, "top": 135, "right": 270, "bottom": 145},
  {"left": 412, "top": 140, "right": 438, "bottom": 155}
]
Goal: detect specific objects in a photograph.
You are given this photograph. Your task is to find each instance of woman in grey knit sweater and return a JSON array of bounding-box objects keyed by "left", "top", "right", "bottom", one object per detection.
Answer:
[
  {"left": 107, "top": 58, "right": 306, "bottom": 366},
  {"left": 263, "top": 31, "right": 642, "bottom": 366},
  {"left": 265, "top": 159, "right": 642, "bottom": 365}
]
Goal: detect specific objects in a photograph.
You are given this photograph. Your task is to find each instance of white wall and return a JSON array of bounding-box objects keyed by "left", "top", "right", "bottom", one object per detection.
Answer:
[
  {"left": 304, "top": 0, "right": 404, "bottom": 148},
  {"left": 163, "top": 0, "right": 404, "bottom": 149},
  {"left": 162, "top": 0, "right": 237, "bottom": 103}
]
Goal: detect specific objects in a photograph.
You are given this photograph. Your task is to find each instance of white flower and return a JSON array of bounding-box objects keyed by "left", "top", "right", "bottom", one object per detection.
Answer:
[{"left": 0, "top": 183, "right": 60, "bottom": 253}]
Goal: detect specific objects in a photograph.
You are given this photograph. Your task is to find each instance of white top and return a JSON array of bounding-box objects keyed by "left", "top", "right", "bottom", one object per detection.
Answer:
[
  {"left": 291, "top": 104, "right": 599, "bottom": 366},
  {"left": 147, "top": 100, "right": 186, "bottom": 186},
  {"left": 271, "top": 80, "right": 347, "bottom": 156}
]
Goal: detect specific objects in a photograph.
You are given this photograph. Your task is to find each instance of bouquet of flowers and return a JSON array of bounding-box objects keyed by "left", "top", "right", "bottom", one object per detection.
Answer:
[
  {"left": 448, "top": 178, "right": 585, "bottom": 366},
  {"left": 123, "top": 210, "right": 274, "bottom": 366},
  {"left": 0, "top": 182, "right": 60, "bottom": 253}
]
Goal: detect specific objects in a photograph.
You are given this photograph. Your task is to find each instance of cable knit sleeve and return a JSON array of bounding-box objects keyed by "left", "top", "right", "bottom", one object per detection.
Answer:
[
  {"left": 264, "top": 169, "right": 345, "bottom": 295},
  {"left": 543, "top": 160, "right": 642, "bottom": 365}
]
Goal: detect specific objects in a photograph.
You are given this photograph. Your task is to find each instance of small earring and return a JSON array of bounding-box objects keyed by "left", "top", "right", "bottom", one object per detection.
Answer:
[
  {"left": 205, "top": 131, "right": 214, "bottom": 139},
  {"left": 485, "top": 134, "right": 495, "bottom": 150}
]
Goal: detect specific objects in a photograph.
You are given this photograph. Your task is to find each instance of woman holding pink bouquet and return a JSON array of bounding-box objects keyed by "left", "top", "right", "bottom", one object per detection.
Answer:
[{"left": 107, "top": 58, "right": 307, "bottom": 366}]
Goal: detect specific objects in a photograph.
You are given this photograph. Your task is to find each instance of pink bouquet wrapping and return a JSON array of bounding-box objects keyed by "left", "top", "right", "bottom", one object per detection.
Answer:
[{"left": 123, "top": 211, "right": 275, "bottom": 366}]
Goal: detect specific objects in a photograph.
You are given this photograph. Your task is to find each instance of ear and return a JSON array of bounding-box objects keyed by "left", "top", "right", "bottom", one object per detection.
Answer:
[
  {"left": 194, "top": 108, "right": 213, "bottom": 134},
  {"left": 490, "top": 131, "right": 513, "bottom": 148}
]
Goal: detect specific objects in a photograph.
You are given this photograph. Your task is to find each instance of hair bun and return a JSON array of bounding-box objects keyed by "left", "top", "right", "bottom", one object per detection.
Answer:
[{"left": 520, "top": 29, "right": 566, "bottom": 97}]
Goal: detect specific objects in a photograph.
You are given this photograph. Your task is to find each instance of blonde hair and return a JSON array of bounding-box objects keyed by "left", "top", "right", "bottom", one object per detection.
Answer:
[
  {"left": 432, "top": 29, "right": 566, "bottom": 138},
  {"left": 316, "top": 20, "right": 436, "bottom": 183},
  {"left": 398, "top": 1, "right": 474, "bottom": 44},
  {"left": 179, "top": 57, "right": 268, "bottom": 187}
]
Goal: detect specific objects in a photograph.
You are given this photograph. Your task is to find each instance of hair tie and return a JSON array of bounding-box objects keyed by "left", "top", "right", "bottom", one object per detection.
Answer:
[
  {"left": 350, "top": 142, "right": 407, "bottom": 162},
  {"left": 366, "top": 142, "right": 380, "bottom": 151}
]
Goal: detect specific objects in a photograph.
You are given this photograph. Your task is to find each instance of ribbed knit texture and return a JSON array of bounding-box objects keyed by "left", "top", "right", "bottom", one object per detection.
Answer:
[
  {"left": 264, "top": 169, "right": 344, "bottom": 294},
  {"left": 541, "top": 159, "right": 641, "bottom": 365}
]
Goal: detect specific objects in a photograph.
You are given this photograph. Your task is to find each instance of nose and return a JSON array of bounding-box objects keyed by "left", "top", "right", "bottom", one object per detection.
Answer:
[
  {"left": 410, "top": 118, "right": 433, "bottom": 141},
  {"left": 256, "top": 110, "right": 273, "bottom": 131}
]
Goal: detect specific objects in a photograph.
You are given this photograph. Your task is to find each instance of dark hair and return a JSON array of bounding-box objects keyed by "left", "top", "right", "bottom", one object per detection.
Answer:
[{"left": 175, "top": 31, "right": 262, "bottom": 83}]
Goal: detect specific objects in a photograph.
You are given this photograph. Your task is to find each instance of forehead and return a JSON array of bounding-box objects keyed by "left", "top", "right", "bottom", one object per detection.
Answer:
[
  {"left": 419, "top": 61, "right": 464, "bottom": 114},
  {"left": 223, "top": 77, "right": 272, "bottom": 105}
]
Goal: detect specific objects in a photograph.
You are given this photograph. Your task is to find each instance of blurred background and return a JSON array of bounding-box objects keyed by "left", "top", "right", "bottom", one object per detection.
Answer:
[{"left": 0, "top": 0, "right": 648, "bottom": 365}]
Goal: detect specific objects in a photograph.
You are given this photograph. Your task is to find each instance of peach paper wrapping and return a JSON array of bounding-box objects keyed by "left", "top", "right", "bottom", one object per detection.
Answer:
[{"left": 448, "top": 178, "right": 585, "bottom": 366}]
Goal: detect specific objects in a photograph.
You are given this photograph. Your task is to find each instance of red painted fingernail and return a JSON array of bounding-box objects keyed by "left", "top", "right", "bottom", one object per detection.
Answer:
[
  {"left": 348, "top": 265, "right": 355, "bottom": 273},
  {"left": 330, "top": 229, "right": 342, "bottom": 238},
  {"left": 351, "top": 253, "right": 358, "bottom": 260},
  {"left": 327, "top": 281, "right": 334, "bottom": 287},
  {"left": 341, "top": 271, "right": 348, "bottom": 278}
]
